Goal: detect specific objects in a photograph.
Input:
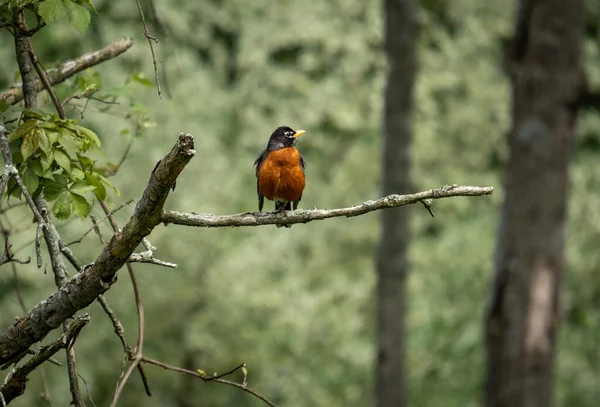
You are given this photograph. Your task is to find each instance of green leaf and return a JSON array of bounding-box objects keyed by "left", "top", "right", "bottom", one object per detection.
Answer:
[
  {"left": 9, "top": 121, "right": 35, "bottom": 142},
  {"left": 54, "top": 174, "right": 68, "bottom": 187},
  {"left": 70, "top": 192, "right": 90, "bottom": 219},
  {"left": 37, "top": 129, "right": 51, "bottom": 155},
  {"left": 78, "top": 0, "right": 96, "bottom": 12},
  {"left": 53, "top": 192, "right": 72, "bottom": 220},
  {"left": 64, "top": 1, "right": 91, "bottom": 34},
  {"left": 21, "top": 129, "right": 44, "bottom": 160},
  {"left": 6, "top": 177, "right": 21, "bottom": 200},
  {"left": 53, "top": 148, "right": 72, "bottom": 171},
  {"left": 29, "top": 158, "right": 44, "bottom": 176},
  {"left": 85, "top": 173, "right": 106, "bottom": 201},
  {"left": 70, "top": 167, "right": 85, "bottom": 181},
  {"left": 21, "top": 166, "right": 39, "bottom": 195},
  {"left": 40, "top": 151, "right": 53, "bottom": 171},
  {"left": 38, "top": 0, "right": 68, "bottom": 24},
  {"left": 0, "top": 100, "right": 10, "bottom": 113},
  {"left": 75, "top": 125, "right": 101, "bottom": 148},
  {"left": 70, "top": 181, "right": 96, "bottom": 195},
  {"left": 79, "top": 155, "right": 93, "bottom": 171},
  {"left": 96, "top": 173, "right": 119, "bottom": 196},
  {"left": 42, "top": 178, "right": 67, "bottom": 201},
  {"left": 58, "top": 132, "right": 84, "bottom": 151},
  {"left": 131, "top": 72, "right": 153, "bottom": 87}
]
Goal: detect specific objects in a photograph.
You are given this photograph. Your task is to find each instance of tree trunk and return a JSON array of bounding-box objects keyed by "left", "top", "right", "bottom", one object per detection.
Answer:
[
  {"left": 485, "top": 1, "right": 584, "bottom": 407},
  {"left": 377, "top": 0, "right": 417, "bottom": 406}
]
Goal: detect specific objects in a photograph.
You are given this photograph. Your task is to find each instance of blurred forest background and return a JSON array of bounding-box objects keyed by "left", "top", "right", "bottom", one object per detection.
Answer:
[{"left": 0, "top": 0, "right": 599, "bottom": 406}]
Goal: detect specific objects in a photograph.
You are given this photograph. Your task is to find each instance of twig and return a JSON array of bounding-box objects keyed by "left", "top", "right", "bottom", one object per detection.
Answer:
[
  {"left": 96, "top": 296, "right": 128, "bottom": 352},
  {"left": 101, "top": 198, "right": 151, "bottom": 405},
  {"left": 28, "top": 45, "right": 66, "bottom": 119},
  {"left": 11, "top": 263, "right": 27, "bottom": 312},
  {"left": 1, "top": 37, "right": 135, "bottom": 105},
  {"left": 142, "top": 357, "right": 277, "bottom": 407},
  {"left": 65, "top": 199, "right": 133, "bottom": 246},
  {"left": 0, "top": 316, "right": 90, "bottom": 405},
  {"left": 134, "top": 0, "right": 162, "bottom": 98},
  {"left": 78, "top": 373, "right": 96, "bottom": 407},
  {"left": 0, "top": 201, "right": 26, "bottom": 215},
  {"left": 198, "top": 362, "right": 246, "bottom": 381},
  {"left": 0, "top": 236, "right": 30, "bottom": 266},
  {"left": 128, "top": 253, "right": 177, "bottom": 268},
  {"left": 162, "top": 185, "right": 495, "bottom": 228}
]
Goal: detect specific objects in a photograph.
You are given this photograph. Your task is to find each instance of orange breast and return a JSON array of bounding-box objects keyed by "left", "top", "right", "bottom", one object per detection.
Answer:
[{"left": 257, "top": 147, "right": 305, "bottom": 202}]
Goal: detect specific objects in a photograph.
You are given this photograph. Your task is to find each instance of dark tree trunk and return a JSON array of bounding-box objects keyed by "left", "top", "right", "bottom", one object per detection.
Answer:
[
  {"left": 485, "top": 1, "right": 584, "bottom": 407},
  {"left": 377, "top": 0, "right": 417, "bottom": 406}
]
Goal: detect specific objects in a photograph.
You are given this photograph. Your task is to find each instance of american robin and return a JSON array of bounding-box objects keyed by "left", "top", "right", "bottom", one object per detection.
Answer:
[{"left": 254, "top": 126, "right": 306, "bottom": 228}]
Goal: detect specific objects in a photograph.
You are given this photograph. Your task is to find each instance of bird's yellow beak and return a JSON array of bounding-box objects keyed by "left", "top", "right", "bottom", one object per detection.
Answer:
[{"left": 292, "top": 130, "right": 306, "bottom": 138}]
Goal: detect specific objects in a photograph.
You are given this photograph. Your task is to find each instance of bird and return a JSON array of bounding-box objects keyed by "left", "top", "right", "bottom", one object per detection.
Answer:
[{"left": 254, "top": 126, "right": 306, "bottom": 228}]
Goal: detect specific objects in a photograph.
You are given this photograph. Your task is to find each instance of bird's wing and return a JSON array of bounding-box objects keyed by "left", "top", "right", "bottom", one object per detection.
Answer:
[
  {"left": 293, "top": 153, "right": 306, "bottom": 209},
  {"left": 299, "top": 153, "right": 306, "bottom": 174},
  {"left": 254, "top": 149, "right": 269, "bottom": 212}
]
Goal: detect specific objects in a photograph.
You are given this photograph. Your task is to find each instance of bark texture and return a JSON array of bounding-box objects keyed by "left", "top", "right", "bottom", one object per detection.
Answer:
[
  {"left": 485, "top": 1, "right": 584, "bottom": 406},
  {"left": 377, "top": 0, "right": 417, "bottom": 406}
]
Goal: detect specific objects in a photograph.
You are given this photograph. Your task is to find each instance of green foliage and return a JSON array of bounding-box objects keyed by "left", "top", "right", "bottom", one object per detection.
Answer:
[
  {"left": 5, "top": 111, "right": 116, "bottom": 219},
  {"left": 37, "top": 0, "right": 93, "bottom": 33}
]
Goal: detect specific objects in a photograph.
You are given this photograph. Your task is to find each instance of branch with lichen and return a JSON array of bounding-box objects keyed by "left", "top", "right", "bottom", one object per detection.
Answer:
[
  {"left": 0, "top": 37, "right": 134, "bottom": 105},
  {"left": 0, "top": 132, "right": 195, "bottom": 367},
  {"left": 162, "top": 185, "right": 494, "bottom": 228}
]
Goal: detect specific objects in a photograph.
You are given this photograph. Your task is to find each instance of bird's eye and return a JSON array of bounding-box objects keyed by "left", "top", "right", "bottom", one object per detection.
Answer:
[{"left": 286, "top": 131, "right": 293, "bottom": 138}]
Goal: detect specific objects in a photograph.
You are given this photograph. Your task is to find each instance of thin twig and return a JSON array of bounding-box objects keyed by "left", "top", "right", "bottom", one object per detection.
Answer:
[
  {"left": 0, "top": 201, "right": 26, "bottom": 215},
  {"left": 11, "top": 263, "right": 27, "bottom": 312},
  {"left": 162, "top": 185, "right": 495, "bottom": 228},
  {"left": 128, "top": 253, "right": 177, "bottom": 268},
  {"left": 135, "top": 0, "right": 162, "bottom": 98},
  {"left": 142, "top": 357, "right": 277, "bottom": 407},
  {"left": 101, "top": 200, "right": 151, "bottom": 405},
  {"left": 65, "top": 199, "right": 133, "bottom": 246},
  {"left": 28, "top": 46, "right": 66, "bottom": 119}
]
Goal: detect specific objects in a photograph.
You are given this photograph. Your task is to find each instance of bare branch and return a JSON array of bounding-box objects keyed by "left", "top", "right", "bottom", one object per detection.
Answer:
[
  {"left": 28, "top": 45, "right": 66, "bottom": 119},
  {"left": 135, "top": 0, "right": 162, "bottom": 98},
  {"left": 0, "top": 315, "right": 89, "bottom": 405},
  {"left": 142, "top": 357, "right": 276, "bottom": 407},
  {"left": 128, "top": 253, "right": 177, "bottom": 268},
  {"left": 162, "top": 185, "right": 495, "bottom": 228},
  {"left": 0, "top": 133, "right": 195, "bottom": 367},
  {"left": 99, "top": 199, "right": 152, "bottom": 405},
  {"left": 0, "top": 37, "right": 134, "bottom": 105}
]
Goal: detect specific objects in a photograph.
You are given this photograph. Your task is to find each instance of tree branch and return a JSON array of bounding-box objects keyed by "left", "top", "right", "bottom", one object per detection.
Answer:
[
  {"left": 0, "top": 37, "right": 134, "bottom": 105},
  {"left": 0, "top": 315, "right": 89, "bottom": 405},
  {"left": 141, "top": 357, "right": 277, "bottom": 407},
  {"left": 162, "top": 185, "right": 495, "bottom": 228},
  {"left": 0, "top": 133, "right": 195, "bottom": 367}
]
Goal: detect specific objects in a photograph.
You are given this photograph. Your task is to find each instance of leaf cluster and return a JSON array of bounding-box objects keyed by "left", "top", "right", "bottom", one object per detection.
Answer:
[
  {"left": 0, "top": 0, "right": 95, "bottom": 34},
  {"left": 6, "top": 110, "right": 117, "bottom": 219}
]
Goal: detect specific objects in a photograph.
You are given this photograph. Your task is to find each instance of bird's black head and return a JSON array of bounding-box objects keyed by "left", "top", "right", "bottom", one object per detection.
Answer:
[{"left": 267, "top": 126, "right": 306, "bottom": 150}]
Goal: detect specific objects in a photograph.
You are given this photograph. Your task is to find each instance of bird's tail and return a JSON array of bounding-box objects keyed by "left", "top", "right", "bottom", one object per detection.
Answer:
[{"left": 275, "top": 201, "right": 292, "bottom": 228}]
